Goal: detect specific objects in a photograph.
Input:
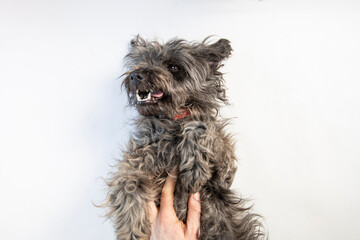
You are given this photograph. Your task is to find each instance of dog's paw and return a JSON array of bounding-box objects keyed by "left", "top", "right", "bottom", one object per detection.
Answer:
[{"left": 182, "top": 121, "right": 207, "bottom": 139}]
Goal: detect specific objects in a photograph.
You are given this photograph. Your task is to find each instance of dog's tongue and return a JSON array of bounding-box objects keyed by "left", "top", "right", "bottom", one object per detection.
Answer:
[{"left": 151, "top": 91, "right": 163, "bottom": 98}]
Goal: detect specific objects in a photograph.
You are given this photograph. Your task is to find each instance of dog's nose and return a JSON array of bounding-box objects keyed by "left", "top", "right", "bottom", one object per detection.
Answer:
[{"left": 130, "top": 72, "right": 144, "bottom": 86}]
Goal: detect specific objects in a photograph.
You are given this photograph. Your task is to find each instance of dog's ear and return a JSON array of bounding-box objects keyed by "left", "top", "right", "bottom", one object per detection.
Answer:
[
  {"left": 199, "top": 38, "right": 232, "bottom": 66},
  {"left": 130, "top": 35, "right": 147, "bottom": 48}
]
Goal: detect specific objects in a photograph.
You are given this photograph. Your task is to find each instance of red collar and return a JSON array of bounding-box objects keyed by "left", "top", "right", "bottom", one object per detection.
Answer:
[{"left": 173, "top": 108, "right": 190, "bottom": 120}]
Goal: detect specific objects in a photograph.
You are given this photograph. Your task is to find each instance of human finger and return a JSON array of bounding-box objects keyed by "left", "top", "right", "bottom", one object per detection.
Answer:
[
  {"left": 160, "top": 167, "right": 178, "bottom": 212},
  {"left": 185, "top": 192, "right": 201, "bottom": 239},
  {"left": 147, "top": 201, "right": 158, "bottom": 228}
]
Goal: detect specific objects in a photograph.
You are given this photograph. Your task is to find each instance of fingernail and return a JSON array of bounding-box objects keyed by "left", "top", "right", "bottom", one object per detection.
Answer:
[{"left": 193, "top": 192, "right": 200, "bottom": 201}]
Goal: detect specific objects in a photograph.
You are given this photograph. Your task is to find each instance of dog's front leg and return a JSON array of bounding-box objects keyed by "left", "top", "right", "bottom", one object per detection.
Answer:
[
  {"left": 178, "top": 121, "right": 214, "bottom": 193},
  {"left": 107, "top": 160, "right": 154, "bottom": 240}
]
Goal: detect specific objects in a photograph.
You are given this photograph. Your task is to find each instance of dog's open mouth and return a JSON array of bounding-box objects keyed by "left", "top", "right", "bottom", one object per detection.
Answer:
[{"left": 136, "top": 90, "right": 164, "bottom": 104}]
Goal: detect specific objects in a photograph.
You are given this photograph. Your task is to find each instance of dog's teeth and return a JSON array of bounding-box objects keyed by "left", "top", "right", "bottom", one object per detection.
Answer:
[
  {"left": 136, "top": 90, "right": 140, "bottom": 101},
  {"left": 136, "top": 90, "right": 151, "bottom": 102}
]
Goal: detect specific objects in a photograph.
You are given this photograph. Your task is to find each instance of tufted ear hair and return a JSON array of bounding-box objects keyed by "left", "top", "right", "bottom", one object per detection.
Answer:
[
  {"left": 200, "top": 38, "right": 233, "bottom": 66},
  {"left": 130, "top": 35, "right": 147, "bottom": 47}
]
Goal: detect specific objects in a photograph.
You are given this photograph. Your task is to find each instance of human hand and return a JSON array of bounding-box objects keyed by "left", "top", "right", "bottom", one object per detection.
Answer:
[{"left": 147, "top": 168, "right": 201, "bottom": 240}]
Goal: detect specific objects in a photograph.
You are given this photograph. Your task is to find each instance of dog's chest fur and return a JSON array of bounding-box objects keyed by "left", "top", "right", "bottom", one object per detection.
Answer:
[{"left": 127, "top": 116, "right": 233, "bottom": 220}]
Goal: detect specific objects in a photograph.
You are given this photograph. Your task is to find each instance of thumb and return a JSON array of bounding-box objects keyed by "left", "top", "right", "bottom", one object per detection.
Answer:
[
  {"left": 160, "top": 167, "right": 178, "bottom": 213},
  {"left": 147, "top": 201, "right": 158, "bottom": 228},
  {"left": 185, "top": 192, "right": 201, "bottom": 238}
]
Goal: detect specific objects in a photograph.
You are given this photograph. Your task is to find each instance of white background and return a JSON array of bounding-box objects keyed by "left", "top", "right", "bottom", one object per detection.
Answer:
[{"left": 1, "top": 0, "right": 360, "bottom": 239}]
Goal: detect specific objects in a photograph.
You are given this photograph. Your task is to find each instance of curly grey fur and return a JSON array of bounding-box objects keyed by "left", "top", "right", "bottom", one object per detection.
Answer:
[{"left": 105, "top": 36, "right": 266, "bottom": 240}]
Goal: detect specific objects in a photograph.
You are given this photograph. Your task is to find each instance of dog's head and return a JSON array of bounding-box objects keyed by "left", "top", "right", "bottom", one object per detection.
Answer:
[{"left": 122, "top": 36, "right": 232, "bottom": 119}]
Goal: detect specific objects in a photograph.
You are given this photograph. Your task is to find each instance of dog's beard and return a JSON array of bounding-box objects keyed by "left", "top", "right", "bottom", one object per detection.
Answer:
[{"left": 134, "top": 91, "right": 189, "bottom": 119}]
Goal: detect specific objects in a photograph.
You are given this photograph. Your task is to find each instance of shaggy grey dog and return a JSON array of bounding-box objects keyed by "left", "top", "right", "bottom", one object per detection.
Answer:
[{"left": 105, "top": 36, "right": 265, "bottom": 240}]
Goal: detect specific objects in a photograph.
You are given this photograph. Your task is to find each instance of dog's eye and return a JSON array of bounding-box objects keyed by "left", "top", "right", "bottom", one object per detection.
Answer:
[{"left": 167, "top": 64, "right": 179, "bottom": 73}]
